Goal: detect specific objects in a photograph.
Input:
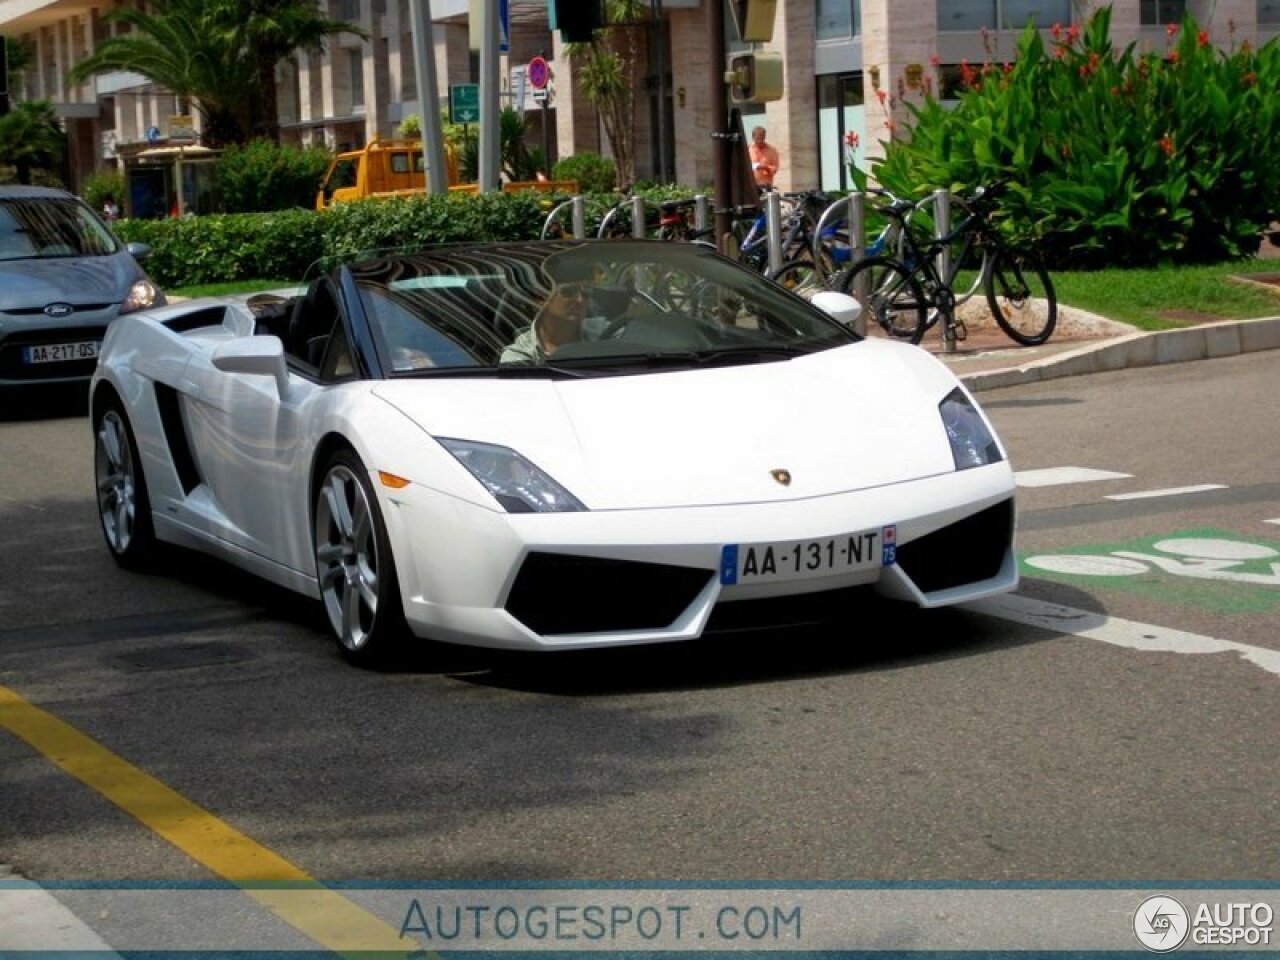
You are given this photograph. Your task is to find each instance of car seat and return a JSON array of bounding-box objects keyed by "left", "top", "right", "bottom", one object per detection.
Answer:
[{"left": 287, "top": 278, "right": 339, "bottom": 367}]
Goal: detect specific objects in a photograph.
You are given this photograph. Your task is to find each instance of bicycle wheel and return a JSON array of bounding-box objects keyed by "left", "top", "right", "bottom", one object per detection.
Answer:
[
  {"left": 984, "top": 249, "right": 1057, "bottom": 346},
  {"left": 838, "top": 256, "right": 928, "bottom": 344},
  {"left": 771, "top": 260, "right": 825, "bottom": 298}
]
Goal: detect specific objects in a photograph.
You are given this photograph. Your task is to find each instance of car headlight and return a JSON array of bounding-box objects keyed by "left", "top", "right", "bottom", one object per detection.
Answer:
[
  {"left": 939, "top": 388, "right": 1003, "bottom": 470},
  {"left": 121, "top": 279, "right": 161, "bottom": 314},
  {"left": 438, "top": 438, "right": 586, "bottom": 514}
]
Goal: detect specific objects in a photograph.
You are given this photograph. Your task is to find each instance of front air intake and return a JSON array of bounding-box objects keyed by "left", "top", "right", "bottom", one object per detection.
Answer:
[
  {"left": 506, "top": 552, "right": 712, "bottom": 635},
  {"left": 893, "top": 499, "right": 1014, "bottom": 594}
]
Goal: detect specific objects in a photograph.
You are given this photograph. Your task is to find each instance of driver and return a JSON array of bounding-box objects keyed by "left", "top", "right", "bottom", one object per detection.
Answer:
[{"left": 500, "top": 254, "right": 609, "bottom": 364}]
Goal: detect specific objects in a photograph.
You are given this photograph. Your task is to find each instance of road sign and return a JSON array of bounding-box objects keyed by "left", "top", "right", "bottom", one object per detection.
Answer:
[
  {"left": 532, "top": 87, "right": 550, "bottom": 103},
  {"left": 528, "top": 56, "right": 549, "bottom": 90},
  {"left": 450, "top": 83, "right": 480, "bottom": 124}
]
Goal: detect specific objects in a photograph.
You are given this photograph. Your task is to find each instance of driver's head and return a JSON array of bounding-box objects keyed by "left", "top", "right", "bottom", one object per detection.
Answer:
[{"left": 537, "top": 253, "right": 594, "bottom": 352}]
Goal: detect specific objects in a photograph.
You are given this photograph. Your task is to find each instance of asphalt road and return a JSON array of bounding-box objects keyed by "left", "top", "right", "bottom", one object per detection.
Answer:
[{"left": 0, "top": 354, "right": 1277, "bottom": 888}]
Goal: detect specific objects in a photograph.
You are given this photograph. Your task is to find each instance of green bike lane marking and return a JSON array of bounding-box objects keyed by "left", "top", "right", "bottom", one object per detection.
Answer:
[{"left": 1018, "top": 527, "right": 1280, "bottom": 614}]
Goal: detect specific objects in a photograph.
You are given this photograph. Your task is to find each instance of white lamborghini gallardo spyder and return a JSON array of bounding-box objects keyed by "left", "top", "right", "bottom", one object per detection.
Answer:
[{"left": 91, "top": 240, "right": 1016, "bottom": 665}]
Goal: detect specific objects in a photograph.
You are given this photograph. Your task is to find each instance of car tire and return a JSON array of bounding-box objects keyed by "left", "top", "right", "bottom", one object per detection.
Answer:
[
  {"left": 93, "top": 394, "right": 158, "bottom": 569},
  {"left": 313, "top": 447, "right": 407, "bottom": 666}
]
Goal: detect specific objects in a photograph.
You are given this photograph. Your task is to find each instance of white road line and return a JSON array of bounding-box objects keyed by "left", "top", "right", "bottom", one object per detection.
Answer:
[
  {"left": 964, "top": 594, "right": 1280, "bottom": 679},
  {"left": 1014, "top": 467, "right": 1133, "bottom": 488},
  {"left": 1105, "top": 483, "right": 1227, "bottom": 501},
  {"left": 0, "top": 882, "right": 122, "bottom": 953}
]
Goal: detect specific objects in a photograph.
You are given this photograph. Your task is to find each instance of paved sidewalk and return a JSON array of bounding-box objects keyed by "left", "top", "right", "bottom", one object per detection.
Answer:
[{"left": 922, "top": 308, "right": 1280, "bottom": 392}]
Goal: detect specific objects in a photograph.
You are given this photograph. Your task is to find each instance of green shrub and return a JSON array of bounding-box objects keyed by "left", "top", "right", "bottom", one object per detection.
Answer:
[
  {"left": 215, "top": 139, "right": 333, "bottom": 213},
  {"left": 553, "top": 152, "right": 617, "bottom": 193},
  {"left": 870, "top": 9, "right": 1280, "bottom": 267},
  {"left": 113, "top": 191, "right": 549, "bottom": 287},
  {"left": 116, "top": 209, "right": 325, "bottom": 288},
  {"left": 81, "top": 169, "right": 126, "bottom": 214}
]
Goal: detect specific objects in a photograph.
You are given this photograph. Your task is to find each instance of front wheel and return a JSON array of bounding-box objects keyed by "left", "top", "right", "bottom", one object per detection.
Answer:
[
  {"left": 314, "top": 448, "right": 407, "bottom": 666},
  {"left": 94, "top": 395, "right": 157, "bottom": 569},
  {"left": 838, "top": 256, "right": 928, "bottom": 344},
  {"left": 984, "top": 250, "right": 1057, "bottom": 346}
]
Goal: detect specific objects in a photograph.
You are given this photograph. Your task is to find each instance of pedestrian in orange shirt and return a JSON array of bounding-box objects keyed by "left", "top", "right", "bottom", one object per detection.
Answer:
[{"left": 748, "top": 126, "right": 779, "bottom": 190}]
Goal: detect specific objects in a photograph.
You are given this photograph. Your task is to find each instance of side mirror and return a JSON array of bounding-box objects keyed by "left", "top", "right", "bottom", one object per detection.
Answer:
[
  {"left": 212, "top": 335, "right": 291, "bottom": 399},
  {"left": 810, "top": 290, "right": 862, "bottom": 331},
  {"left": 126, "top": 241, "right": 153, "bottom": 260}
]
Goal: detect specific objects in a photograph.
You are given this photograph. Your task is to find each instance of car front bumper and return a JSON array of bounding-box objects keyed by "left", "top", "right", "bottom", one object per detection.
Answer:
[{"left": 381, "top": 462, "right": 1017, "bottom": 651}]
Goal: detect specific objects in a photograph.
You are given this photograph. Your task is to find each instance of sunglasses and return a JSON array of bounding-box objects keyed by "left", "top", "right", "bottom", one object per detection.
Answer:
[{"left": 554, "top": 283, "right": 587, "bottom": 300}]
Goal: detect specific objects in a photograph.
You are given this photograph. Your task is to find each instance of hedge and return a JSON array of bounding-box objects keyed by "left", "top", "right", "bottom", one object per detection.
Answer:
[{"left": 115, "top": 187, "right": 702, "bottom": 288}]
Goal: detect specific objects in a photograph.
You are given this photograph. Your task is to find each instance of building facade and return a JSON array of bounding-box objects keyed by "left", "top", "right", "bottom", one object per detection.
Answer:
[{"left": 1, "top": 0, "right": 1277, "bottom": 195}]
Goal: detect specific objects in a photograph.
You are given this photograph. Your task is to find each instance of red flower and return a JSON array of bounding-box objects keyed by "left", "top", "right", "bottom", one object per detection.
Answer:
[
  {"left": 1051, "top": 22, "right": 1062, "bottom": 39},
  {"left": 1242, "top": 70, "right": 1257, "bottom": 86},
  {"left": 1197, "top": 30, "right": 1209, "bottom": 47},
  {"left": 1165, "top": 23, "right": 1178, "bottom": 39},
  {"left": 1067, "top": 24, "right": 1080, "bottom": 43},
  {"left": 929, "top": 54, "right": 941, "bottom": 67},
  {"left": 1166, "top": 51, "right": 1180, "bottom": 63},
  {"left": 875, "top": 87, "right": 887, "bottom": 105},
  {"left": 844, "top": 130, "right": 860, "bottom": 149},
  {"left": 1158, "top": 134, "right": 1175, "bottom": 156}
]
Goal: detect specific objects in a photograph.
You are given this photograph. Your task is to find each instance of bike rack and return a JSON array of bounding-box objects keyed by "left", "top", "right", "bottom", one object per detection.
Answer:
[
  {"left": 814, "top": 193, "right": 867, "bottom": 335},
  {"left": 540, "top": 197, "right": 589, "bottom": 240}
]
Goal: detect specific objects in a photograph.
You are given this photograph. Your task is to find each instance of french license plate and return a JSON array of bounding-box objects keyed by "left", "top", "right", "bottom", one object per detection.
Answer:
[
  {"left": 21, "top": 341, "right": 100, "bottom": 364},
  {"left": 720, "top": 525, "right": 897, "bottom": 586}
]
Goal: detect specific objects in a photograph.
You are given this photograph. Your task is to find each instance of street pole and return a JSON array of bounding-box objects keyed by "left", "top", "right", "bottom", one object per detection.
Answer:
[
  {"left": 652, "top": 0, "right": 668, "bottom": 183},
  {"left": 707, "top": 0, "right": 731, "bottom": 252},
  {"left": 0, "top": 37, "right": 9, "bottom": 117},
  {"left": 478, "top": 0, "right": 501, "bottom": 192},
  {"left": 408, "top": 0, "right": 449, "bottom": 194}
]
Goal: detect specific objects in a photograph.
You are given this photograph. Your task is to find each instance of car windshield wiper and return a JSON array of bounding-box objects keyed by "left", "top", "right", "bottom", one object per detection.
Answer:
[
  {"left": 400, "top": 363, "right": 591, "bottom": 379},
  {"left": 544, "top": 344, "right": 824, "bottom": 371}
]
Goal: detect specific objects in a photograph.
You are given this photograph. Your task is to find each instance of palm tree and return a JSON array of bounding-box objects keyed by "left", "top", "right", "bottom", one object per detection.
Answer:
[
  {"left": 566, "top": 0, "right": 649, "bottom": 187},
  {"left": 0, "top": 100, "right": 66, "bottom": 184},
  {"left": 66, "top": 0, "right": 363, "bottom": 146},
  {"left": 237, "top": 0, "right": 366, "bottom": 141}
]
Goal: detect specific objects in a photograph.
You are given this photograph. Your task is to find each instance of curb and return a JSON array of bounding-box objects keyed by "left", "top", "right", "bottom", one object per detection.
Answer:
[{"left": 956, "top": 315, "right": 1280, "bottom": 392}]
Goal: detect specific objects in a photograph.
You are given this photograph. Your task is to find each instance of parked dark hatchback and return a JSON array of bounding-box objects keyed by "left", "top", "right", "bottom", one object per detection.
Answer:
[{"left": 0, "top": 185, "right": 164, "bottom": 388}]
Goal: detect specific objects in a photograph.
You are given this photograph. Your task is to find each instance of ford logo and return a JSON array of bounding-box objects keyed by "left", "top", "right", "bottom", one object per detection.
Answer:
[{"left": 43, "top": 303, "right": 75, "bottom": 318}]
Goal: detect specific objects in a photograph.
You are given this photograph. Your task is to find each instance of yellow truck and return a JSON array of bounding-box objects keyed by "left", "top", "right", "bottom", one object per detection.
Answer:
[
  {"left": 315, "top": 138, "right": 464, "bottom": 209},
  {"left": 316, "top": 138, "right": 577, "bottom": 208}
]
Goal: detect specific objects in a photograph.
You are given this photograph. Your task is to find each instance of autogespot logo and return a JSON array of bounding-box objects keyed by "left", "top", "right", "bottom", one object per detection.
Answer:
[{"left": 1134, "top": 895, "right": 1190, "bottom": 952}]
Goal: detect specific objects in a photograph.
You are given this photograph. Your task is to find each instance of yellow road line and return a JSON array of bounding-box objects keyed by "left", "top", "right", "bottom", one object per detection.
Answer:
[{"left": 0, "top": 683, "right": 425, "bottom": 956}]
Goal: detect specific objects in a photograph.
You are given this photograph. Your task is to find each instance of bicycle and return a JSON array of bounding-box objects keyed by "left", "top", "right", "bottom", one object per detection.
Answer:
[
  {"left": 838, "top": 182, "right": 1057, "bottom": 346},
  {"left": 772, "top": 190, "right": 920, "bottom": 300},
  {"left": 736, "top": 190, "right": 838, "bottom": 277}
]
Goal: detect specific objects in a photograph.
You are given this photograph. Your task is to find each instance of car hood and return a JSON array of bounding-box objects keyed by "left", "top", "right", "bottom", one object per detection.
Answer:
[
  {"left": 372, "top": 341, "right": 969, "bottom": 510},
  {"left": 0, "top": 255, "right": 139, "bottom": 309}
]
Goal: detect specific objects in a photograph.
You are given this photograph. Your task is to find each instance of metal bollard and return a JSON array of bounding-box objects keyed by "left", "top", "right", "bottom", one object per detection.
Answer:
[
  {"left": 933, "top": 188, "right": 955, "bottom": 354},
  {"left": 631, "top": 196, "right": 647, "bottom": 239},
  {"left": 693, "top": 194, "right": 710, "bottom": 235},
  {"left": 848, "top": 192, "right": 867, "bottom": 336},
  {"left": 571, "top": 195, "right": 586, "bottom": 239},
  {"left": 766, "top": 190, "right": 784, "bottom": 277}
]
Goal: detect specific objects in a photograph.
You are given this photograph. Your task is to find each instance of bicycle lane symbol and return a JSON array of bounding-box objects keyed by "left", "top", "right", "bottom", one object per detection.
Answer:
[{"left": 1021, "top": 531, "right": 1280, "bottom": 613}]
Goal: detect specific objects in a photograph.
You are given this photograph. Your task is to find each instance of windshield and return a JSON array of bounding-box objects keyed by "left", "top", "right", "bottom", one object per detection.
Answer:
[
  {"left": 349, "top": 241, "right": 856, "bottom": 376},
  {"left": 0, "top": 197, "right": 120, "bottom": 262}
]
